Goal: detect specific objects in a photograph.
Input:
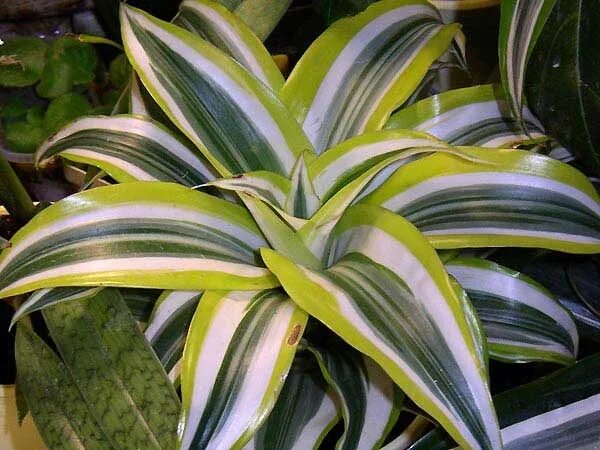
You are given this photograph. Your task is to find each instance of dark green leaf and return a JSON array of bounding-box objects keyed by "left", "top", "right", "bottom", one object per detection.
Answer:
[
  {"left": 15, "top": 324, "right": 114, "bottom": 450},
  {"left": 0, "top": 98, "right": 27, "bottom": 120},
  {"left": 43, "top": 93, "right": 91, "bottom": 135},
  {"left": 0, "top": 37, "right": 48, "bottom": 87},
  {"left": 4, "top": 120, "right": 47, "bottom": 153},
  {"left": 525, "top": 0, "right": 600, "bottom": 175},
  {"left": 314, "top": 0, "right": 374, "bottom": 25},
  {"left": 109, "top": 53, "right": 131, "bottom": 88},
  {"left": 42, "top": 288, "right": 180, "bottom": 450},
  {"left": 47, "top": 37, "right": 98, "bottom": 86},
  {"left": 26, "top": 106, "right": 44, "bottom": 125},
  {"left": 35, "top": 57, "right": 74, "bottom": 99}
]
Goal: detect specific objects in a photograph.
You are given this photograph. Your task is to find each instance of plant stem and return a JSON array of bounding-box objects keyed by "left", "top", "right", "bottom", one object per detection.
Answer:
[{"left": 0, "top": 153, "right": 35, "bottom": 221}]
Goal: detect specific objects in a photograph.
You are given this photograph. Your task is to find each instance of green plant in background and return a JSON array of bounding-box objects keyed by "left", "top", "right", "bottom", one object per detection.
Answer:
[
  {"left": 0, "top": 35, "right": 128, "bottom": 161},
  {"left": 2, "top": 0, "right": 600, "bottom": 449}
]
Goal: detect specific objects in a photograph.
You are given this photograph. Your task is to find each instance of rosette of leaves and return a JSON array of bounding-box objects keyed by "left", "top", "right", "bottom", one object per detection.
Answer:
[{"left": 4, "top": 0, "right": 600, "bottom": 449}]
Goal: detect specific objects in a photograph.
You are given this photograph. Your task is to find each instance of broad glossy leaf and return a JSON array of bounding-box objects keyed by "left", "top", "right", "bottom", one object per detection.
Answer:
[
  {"left": 262, "top": 204, "right": 501, "bottom": 450},
  {"left": 525, "top": 0, "right": 600, "bottom": 175},
  {"left": 244, "top": 352, "right": 340, "bottom": 450},
  {"left": 307, "top": 342, "right": 402, "bottom": 450},
  {"left": 145, "top": 290, "right": 202, "bottom": 380},
  {"left": 446, "top": 257, "right": 578, "bottom": 364},
  {"left": 282, "top": 0, "right": 460, "bottom": 153},
  {"left": 174, "top": 0, "right": 284, "bottom": 91},
  {"left": 499, "top": 0, "right": 558, "bottom": 123},
  {"left": 121, "top": 5, "right": 312, "bottom": 176},
  {"left": 0, "top": 182, "right": 277, "bottom": 298},
  {"left": 362, "top": 148, "right": 600, "bottom": 253},
  {"left": 42, "top": 289, "right": 180, "bottom": 450},
  {"left": 385, "top": 84, "right": 552, "bottom": 148},
  {"left": 179, "top": 289, "right": 308, "bottom": 449},
  {"left": 15, "top": 325, "right": 113, "bottom": 450},
  {"left": 217, "top": 0, "right": 293, "bottom": 41},
  {"left": 36, "top": 115, "right": 217, "bottom": 187}
]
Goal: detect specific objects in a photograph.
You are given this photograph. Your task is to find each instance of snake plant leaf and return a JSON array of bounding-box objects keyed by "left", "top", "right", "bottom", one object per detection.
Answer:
[
  {"left": 308, "top": 130, "right": 448, "bottom": 203},
  {"left": 307, "top": 343, "right": 402, "bottom": 450},
  {"left": 498, "top": 0, "right": 558, "bottom": 123},
  {"left": 286, "top": 153, "right": 320, "bottom": 219},
  {"left": 429, "top": 1, "right": 500, "bottom": 10},
  {"left": 281, "top": 0, "right": 460, "bottom": 153},
  {"left": 0, "top": 182, "right": 277, "bottom": 299},
  {"left": 205, "top": 170, "right": 290, "bottom": 211},
  {"left": 216, "top": 0, "right": 293, "bottom": 42},
  {"left": 445, "top": 257, "right": 578, "bottom": 365},
  {"left": 384, "top": 84, "right": 552, "bottom": 148},
  {"left": 15, "top": 325, "right": 114, "bottom": 450},
  {"left": 412, "top": 354, "right": 600, "bottom": 449},
  {"left": 262, "top": 204, "right": 502, "bottom": 450},
  {"left": 35, "top": 115, "right": 217, "bottom": 187},
  {"left": 121, "top": 4, "right": 312, "bottom": 177},
  {"left": 174, "top": 0, "right": 285, "bottom": 92},
  {"left": 362, "top": 148, "right": 600, "bottom": 254},
  {"left": 145, "top": 290, "right": 202, "bottom": 380},
  {"left": 42, "top": 288, "right": 180, "bottom": 450},
  {"left": 179, "top": 289, "right": 308, "bottom": 449},
  {"left": 10, "top": 287, "right": 102, "bottom": 329},
  {"left": 244, "top": 352, "right": 341, "bottom": 450}
]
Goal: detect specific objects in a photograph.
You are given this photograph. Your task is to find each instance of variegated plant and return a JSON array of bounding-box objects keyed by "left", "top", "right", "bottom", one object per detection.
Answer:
[{"left": 5, "top": 0, "right": 600, "bottom": 449}]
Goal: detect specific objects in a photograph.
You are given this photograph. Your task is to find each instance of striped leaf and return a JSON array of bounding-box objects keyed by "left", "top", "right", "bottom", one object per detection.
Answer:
[
  {"left": 0, "top": 182, "right": 277, "bottom": 299},
  {"left": 499, "top": 0, "right": 558, "bottom": 123},
  {"left": 205, "top": 171, "right": 290, "bottom": 210},
  {"left": 15, "top": 324, "right": 114, "bottom": 450},
  {"left": 244, "top": 352, "right": 341, "bottom": 450},
  {"left": 35, "top": 115, "right": 217, "bottom": 187},
  {"left": 216, "top": 0, "right": 293, "bottom": 42},
  {"left": 121, "top": 4, "right": 312, "bottom": 177},
  {"left": 42, "top": 288, "right": 181, "bottom": 450},
  {"left": 145, "top": 290, "right": 202, "bottom": 380},
  {"left": 179, "top": 289, "right": 308, "bottom": 449},
  {"left": 174, "top": 0, "right": 285, "bottom": 91},
  {"left": 10, "top": 287, "right": 102, "bottom": 329},
  {"left": 286, "top": 153, "right": 320, "bottom": 219},
  {"left": 281, "top": 0, "right": 460, "bottom": 153},
  {"left": 445, "top": 257, "right": 578, "bottom": 364},
  {"left": 412, "top": 354, "right": 600, "bottom": 449},
  {"left": 361, "top": 147, "right": 600, "bottom": 254},
  {"left": 120, "top": 288, "right": 161, "bottom": 323},
  {"left": 307, "top": 342, "right": 402, "bottom": 450},
  {"left": 262, "top": 204, "right": 501, "bottom": 450},
  {"left": 384, "top": 84, "right": 553, "bottom": 148},
  {"left": 429, "top": 1, "right": 500, "bottom": 10},
  {"left": 380, "top": 416, "right": 430, "bottom": 450},
  {"left": 308, "top": 130, "right": 448, "bottom": 203}
]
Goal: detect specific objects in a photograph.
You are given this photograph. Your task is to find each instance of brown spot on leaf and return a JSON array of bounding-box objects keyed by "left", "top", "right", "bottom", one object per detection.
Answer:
[{"left": 287, "top": 324, "right": 302, "bottom": 345}]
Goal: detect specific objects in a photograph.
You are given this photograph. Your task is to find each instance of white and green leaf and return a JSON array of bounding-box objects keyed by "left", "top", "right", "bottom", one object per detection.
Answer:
[
  {"left": 36, "top": 115, "right": 217, "bottom": 187},
  {"left": 244, "top": 352, "right": 341, "bottom": 450},
  {"left": 174, "top": 0, "right": 285, "bottom": 91},
  {"left": 281, "top": 0, "right": 460, "bottom": 153},
  {"left": 499, "top": 0, "right": 558, "bottom": 123},
  {"left": 216, "top": 0, "right": 293, "bottom": 42},
  {"left": 145, "top": 290, "right": 202, "bottom": 380},
  {"left": 0, "top": 182, "right": 277, "bottom": 299},
  {"left": 10, "top": 287, "right": 102, "bottom": 329},
  {"left": 307, "top": 342, "right": 402, "bottom": 450},
  {"left": 286, "top": 153, "right": 320, "bottom": 219},
  {"left": 262, "top": 204, "right": 501, "bottom": 450},
  {"left": 446, "top": 257, "right": 578, "bottom": 365},
  {"left": 179, "top": 289, "right": 308, "bottom": 449},
  {"left": 384, "top": 84, "right": 551, "bottom": 148},
  {"left": 362, "top": 148, "right": 600, "bottom": 254},
  {"left": 121, "top": 4, "right": 313, "bottom": 177}
]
